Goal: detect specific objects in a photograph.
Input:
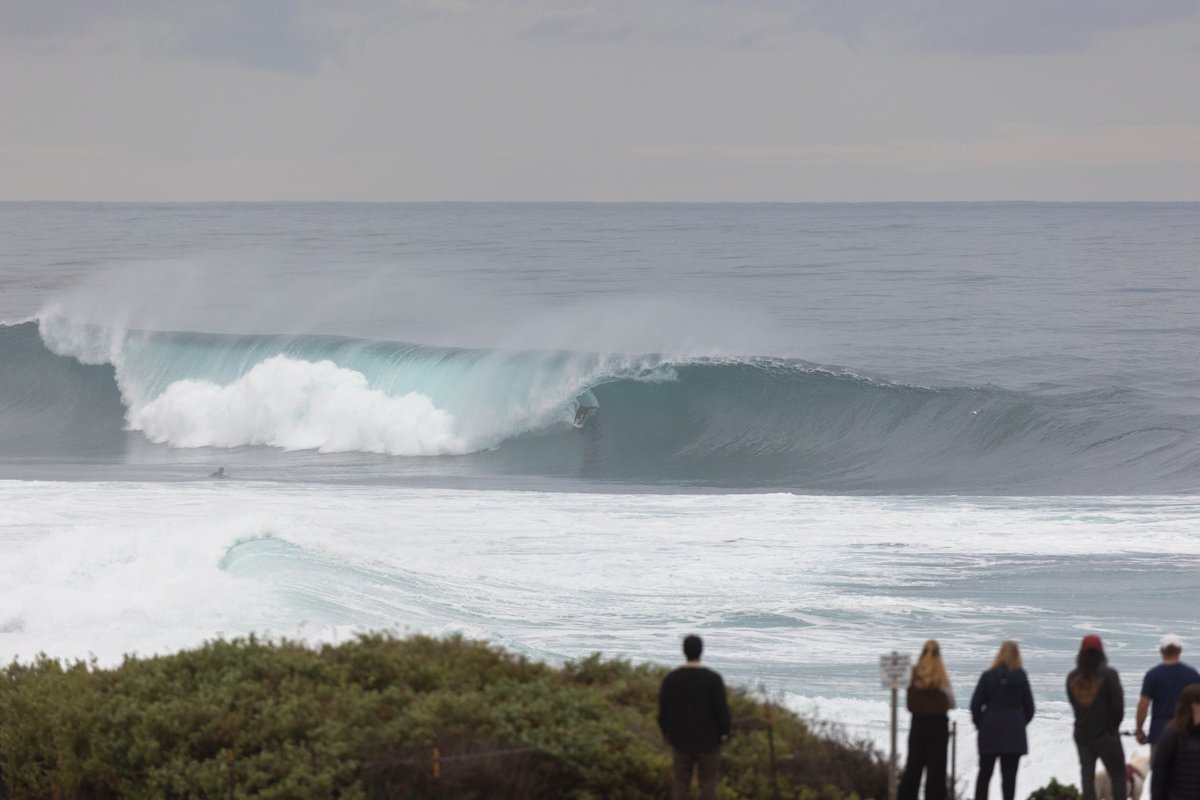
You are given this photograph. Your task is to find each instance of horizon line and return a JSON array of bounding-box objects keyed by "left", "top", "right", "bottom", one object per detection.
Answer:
[{"left": 3, "top": 198, "right": 1199, "bottom": 205}]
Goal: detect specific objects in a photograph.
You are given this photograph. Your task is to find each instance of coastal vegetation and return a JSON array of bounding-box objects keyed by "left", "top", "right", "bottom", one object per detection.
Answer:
[{"left": 0, "top": 633, "right": 887, "bottom": 799}]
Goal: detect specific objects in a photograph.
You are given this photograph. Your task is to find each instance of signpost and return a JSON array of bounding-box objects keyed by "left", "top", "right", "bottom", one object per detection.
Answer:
[{"left": 880, "top": 651, "right": 912, "bottom": 800}]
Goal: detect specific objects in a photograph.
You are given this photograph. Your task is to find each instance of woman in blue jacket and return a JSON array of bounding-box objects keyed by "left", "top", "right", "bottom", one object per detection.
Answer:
[{"left": 971, "top": 641, "right": 1036, "bottom": 800}]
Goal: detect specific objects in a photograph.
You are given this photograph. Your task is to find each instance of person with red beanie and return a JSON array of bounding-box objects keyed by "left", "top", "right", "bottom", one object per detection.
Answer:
[{"left": 1068, "top": 634, "right": 1126, "bottom": 800}]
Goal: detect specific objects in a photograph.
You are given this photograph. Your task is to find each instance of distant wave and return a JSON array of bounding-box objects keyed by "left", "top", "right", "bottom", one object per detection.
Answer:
[{"left": 1, "top": 314, "right": 1196, "bottom": 492}]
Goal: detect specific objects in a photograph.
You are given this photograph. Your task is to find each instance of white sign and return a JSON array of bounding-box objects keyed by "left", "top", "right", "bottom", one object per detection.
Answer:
[{"left": 880, "top": 651, "right": 911, "bottom": 689}]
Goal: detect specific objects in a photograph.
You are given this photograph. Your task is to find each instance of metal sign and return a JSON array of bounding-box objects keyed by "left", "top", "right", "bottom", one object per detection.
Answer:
[
  {"left": 881, "top": 650, "right": 912, "bottom": 800},
  {"left": 880, "top": 651, "right": 911, "bottom": 689}
]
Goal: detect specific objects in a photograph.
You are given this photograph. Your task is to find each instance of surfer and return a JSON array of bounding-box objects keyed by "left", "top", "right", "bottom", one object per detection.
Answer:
[
  {"left": 574, "top": 405, "right": 593, "bottom": 427},
  {"left": 209, "top": 466, "right": 226, "bottom": 479},
  {"left": 574, "top": 390, "right": 598, "bottom": 428}
]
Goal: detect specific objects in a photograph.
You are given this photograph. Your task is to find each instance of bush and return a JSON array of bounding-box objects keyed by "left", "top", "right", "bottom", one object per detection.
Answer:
[
  {"left": 1027, "top": 778, "right": 1082, "bottom": 800},
  {"left": 0, "top": 634, "right": 887, "bottom": 799}
]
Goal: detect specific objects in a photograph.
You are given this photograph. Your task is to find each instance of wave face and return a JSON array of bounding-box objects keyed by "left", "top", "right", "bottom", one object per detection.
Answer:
[
  {"left": 0, "top": 321, "right": 128, "bottom": 457},
  {"left": 3, "top": 316, "right": 1197, "bottom": 492}
]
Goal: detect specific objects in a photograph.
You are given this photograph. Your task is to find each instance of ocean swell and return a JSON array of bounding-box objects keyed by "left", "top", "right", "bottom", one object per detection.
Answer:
[{"left": 1, "top": 315, "right": 1196, "bottom": 492}]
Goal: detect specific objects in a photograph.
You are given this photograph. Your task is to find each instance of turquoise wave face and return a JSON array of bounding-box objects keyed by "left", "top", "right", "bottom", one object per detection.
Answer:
[{"left": 2, "top": 318, "right": 1198, "bottom": 492}]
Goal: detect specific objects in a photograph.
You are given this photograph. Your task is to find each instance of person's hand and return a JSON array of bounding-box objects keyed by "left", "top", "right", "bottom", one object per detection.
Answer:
[{"left": 1135, "top": 728, "right": 1148, "bottom": 745}]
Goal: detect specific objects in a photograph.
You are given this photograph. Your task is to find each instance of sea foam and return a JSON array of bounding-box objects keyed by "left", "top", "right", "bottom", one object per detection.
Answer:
[{"left": 130, "top": 355, "right": 465, "bottom": 455}]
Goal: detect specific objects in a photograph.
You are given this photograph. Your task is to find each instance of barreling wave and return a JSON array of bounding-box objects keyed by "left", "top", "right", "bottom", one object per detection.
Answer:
[{"left": 2, "top": 314, "right": 1197, "bottom": 492}]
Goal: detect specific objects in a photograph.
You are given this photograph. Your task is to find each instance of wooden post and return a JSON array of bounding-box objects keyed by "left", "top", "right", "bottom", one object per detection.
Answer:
[
  {"left": 949, "top": 721, "right": 957, "bottom": 799},
  {"left": 226, "top": 749, "right": 235, "bottom": 800},
  {"left": 889, "top": 684, "right": 899, "bottom": 800},
  {"left": 880, "top": 650, "right": 910, "bottom": 800},
  {"left": 432, "top": 747, "right": 441, "bottom": 782},
  {"left": 765, "top": 700, "right": 781, "bottom": 800}
]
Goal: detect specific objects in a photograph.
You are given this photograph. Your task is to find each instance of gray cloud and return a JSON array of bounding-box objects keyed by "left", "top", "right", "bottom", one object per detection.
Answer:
[
  {"left": 0, "top": 0, "right": 364, "bottom": 74},
  {"left": 6, "top": 1, "right": 1195, "bottom": 65},
  {"left": 1, "top": 0, "right": 131, "bottom": 39},
  {"left": 796, "top": 0, "right": 1200, "bottom": 55},
  {"left": 511, "top": 0, "right": 1199, "bottom": 55},
  {"left": 521, "top": 12, "right": 637, "bottom": 45},
  {"left": 180, "top": 0, "right": 322, "bottom": 73}
]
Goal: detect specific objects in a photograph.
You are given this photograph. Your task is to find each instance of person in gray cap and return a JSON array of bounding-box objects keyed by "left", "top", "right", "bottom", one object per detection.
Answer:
[{"left": 1136, "top": 634, "right": 1200, "bottom": 759}]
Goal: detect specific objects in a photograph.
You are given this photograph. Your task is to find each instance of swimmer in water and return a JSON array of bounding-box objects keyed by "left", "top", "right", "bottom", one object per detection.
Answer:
[{"left": 210, "top": 466, "right": 226, "bottom": 478}]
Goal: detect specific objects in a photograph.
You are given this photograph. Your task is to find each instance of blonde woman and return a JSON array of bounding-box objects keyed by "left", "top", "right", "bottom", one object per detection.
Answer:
[
  {"left": 899, "top": 640, "right": 956, "bottom": 800},
  {"left": 970, "top": 641, "right": 1035, "bottom": 800}
]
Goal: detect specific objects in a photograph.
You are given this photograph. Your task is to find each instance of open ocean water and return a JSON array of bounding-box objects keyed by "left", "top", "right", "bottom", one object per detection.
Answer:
[{"left": 1, "top": 202, "right": 1198, "bottom": 794}]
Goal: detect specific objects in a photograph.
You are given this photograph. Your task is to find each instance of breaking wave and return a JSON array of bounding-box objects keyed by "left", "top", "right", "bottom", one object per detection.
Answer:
[{"left": 1, "top": 313, "right": 1197, "bottom": 492}]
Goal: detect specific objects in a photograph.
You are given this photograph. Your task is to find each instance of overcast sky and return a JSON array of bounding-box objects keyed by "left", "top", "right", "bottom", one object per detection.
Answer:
[{"left": 2, "top": 0, "right": 1198, "bottom": 201}]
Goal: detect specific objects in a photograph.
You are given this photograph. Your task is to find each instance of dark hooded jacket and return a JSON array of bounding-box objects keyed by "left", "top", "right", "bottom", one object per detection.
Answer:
[
  {"left": 970, "top": 666, "right": 1035, "bottom": 755},
  {"left": 1151, "top": 725, "right": 1200, "bottom": 800},
  {"left": 1066, "top": 665, "right": 1123, "bottom": 740}
]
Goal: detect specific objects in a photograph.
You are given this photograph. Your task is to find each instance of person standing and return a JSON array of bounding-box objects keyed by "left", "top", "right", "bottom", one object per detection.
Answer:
[
  {"left": 658, "top": 634, "right": 732, "bottom": 800},
  {"left": 1068, "top": 634, "right": 1126, "bottom": 800},
  {"left": 1150, "top": 683, "right": 1200, "bottom": 800},
  {"left": 899, "top": 640, "right": 956, "bottom": 800},
  {"left": 970, "top": 641, "right": 1036, "bottom": 800},
  {"left": 1137, "top": 635, "right": 1200, "bottom": 760}
]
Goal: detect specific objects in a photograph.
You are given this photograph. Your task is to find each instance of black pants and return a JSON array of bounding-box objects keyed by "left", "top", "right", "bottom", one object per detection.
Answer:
[
  {"left": 976, "top": 753, "right": 1020, "bottom": 800},
  {"left": 899, "top": 715, "right": 949, "bottom": 800},
  {"left": 672, "top": 749, "right": 719, "bottom": 800},
  {"left": 1076, "top": 733, "right": 1125, "bottom": 800}
]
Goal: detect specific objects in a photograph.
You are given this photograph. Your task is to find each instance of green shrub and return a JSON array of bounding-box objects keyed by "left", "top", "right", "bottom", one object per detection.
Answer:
[
  {"left": 1027, "top": 778, "right": 1082, "bottom": 800},
  {"left": 0, "top": 634, "right": 887, "bottom": 799}
]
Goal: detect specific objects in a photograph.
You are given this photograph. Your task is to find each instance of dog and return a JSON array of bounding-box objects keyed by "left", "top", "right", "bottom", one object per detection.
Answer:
[{"left": 1096, "top": 751, "right": 1149, "bottom": 800}]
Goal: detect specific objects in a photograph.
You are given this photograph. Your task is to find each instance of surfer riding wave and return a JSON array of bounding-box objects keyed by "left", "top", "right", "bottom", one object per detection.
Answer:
[{"left": 574, "top": 390, "right": 598, "bottom": 428}]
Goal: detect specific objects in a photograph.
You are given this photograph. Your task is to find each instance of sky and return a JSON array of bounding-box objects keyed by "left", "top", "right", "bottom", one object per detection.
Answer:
[{"left": 2, "top": 0, "right": 1199, "bottom": 202}]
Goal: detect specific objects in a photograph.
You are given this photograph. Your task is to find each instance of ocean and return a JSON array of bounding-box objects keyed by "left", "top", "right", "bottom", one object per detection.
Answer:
[{"left": 2, "top": 201, "right": 1198, "bottom": 794}]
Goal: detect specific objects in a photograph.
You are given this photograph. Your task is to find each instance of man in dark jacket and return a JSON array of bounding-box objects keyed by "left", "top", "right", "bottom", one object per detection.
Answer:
[{"left": 658, "top": 635, "right": 732, "bottom": 800}]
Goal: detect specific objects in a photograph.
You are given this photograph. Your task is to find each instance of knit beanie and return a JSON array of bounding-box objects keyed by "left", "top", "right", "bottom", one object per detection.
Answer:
[{"left": 1080, "top": 634, "right": 1104, "bottom": 654}]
